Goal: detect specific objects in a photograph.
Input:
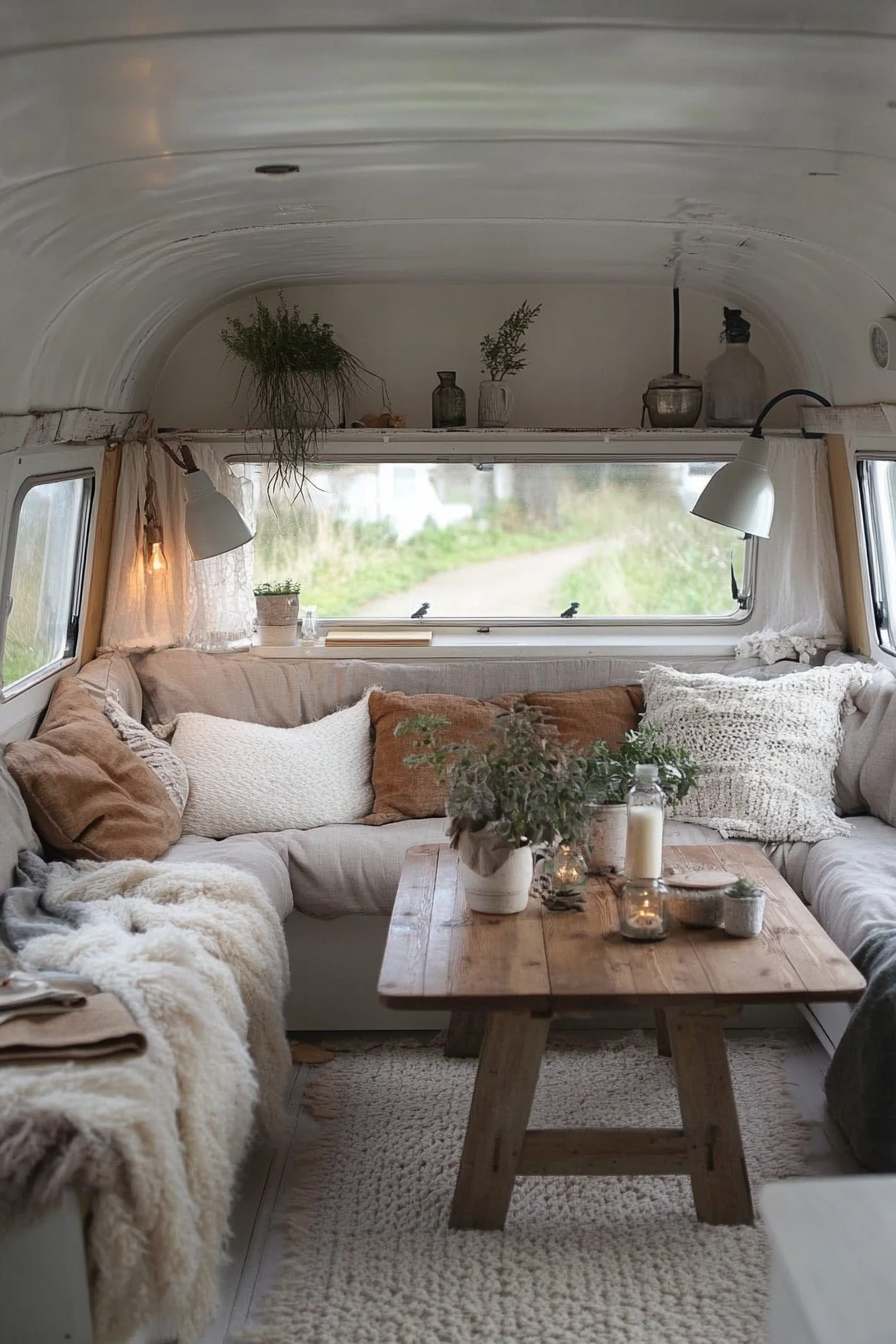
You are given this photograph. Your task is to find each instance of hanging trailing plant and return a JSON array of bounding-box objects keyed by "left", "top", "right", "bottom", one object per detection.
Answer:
[{"left": 221, "top": 293, "right": 385, "bottom": 494}]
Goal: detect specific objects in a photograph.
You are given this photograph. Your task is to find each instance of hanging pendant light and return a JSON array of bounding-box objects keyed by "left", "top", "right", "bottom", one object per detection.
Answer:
[
  {"left": 641, "top": 288, "right": 703, "bottom": 429},
  {"left": 690, "top": 388, "right": 831, "bottom": 537}
]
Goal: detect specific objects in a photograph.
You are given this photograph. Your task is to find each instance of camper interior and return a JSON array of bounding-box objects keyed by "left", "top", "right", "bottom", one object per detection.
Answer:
[{"left": 4, "top": 4, "right": 896, "bottom": 1343}]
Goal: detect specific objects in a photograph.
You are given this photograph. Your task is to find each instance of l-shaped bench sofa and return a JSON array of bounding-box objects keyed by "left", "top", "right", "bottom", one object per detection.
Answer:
[{"left": 0, "top": 643, "right": 889, "bottom": 1047}]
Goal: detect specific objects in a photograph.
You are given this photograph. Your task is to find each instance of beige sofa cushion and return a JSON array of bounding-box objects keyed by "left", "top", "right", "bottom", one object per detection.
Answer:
[
  {"left": 0, "top": 758, "right": 40, "bottom": 891},
  {"left": 163, "top": 832, "right": 294, "bottom": 922},
  {"left": 77, "top": 653, "right": 144, "bottom": 721}
]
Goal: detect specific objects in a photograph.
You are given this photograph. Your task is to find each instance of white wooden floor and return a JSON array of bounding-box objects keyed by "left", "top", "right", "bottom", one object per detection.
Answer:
[{"left": 196, "top": 1028, "right": 856, "bottom": 1344}]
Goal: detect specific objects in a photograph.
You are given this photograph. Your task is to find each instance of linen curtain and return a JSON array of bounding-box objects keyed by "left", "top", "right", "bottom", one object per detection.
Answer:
[
  {"left": 736, "top": 436, "right": 846, "bottom": 663},
  {"left": 101, "top": 439, "right": 256, "bottom": 652}
]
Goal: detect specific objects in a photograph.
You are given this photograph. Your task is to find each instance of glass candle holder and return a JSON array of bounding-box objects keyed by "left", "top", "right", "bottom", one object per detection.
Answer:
[
  {"left": 300, "top": 604, "right": 318, "bottom": 645},
  {"left": 547, "top": 844, "right": 588, "bottom": 893},
  {"left": 619, "top": 877, "right": 670, "bottom": 941}
]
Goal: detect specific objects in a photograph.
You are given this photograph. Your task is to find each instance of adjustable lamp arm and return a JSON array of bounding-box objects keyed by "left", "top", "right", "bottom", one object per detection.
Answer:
[
  {"left": 157, "top": 438, "right": 199, "bottom": 473},
  {"left": 748, "top": 388, "right": 832, "bottom": 439}
]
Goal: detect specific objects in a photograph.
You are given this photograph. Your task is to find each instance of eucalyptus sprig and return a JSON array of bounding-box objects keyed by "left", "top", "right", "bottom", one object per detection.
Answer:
[
  {"left": 396, "top": 703, "right": 592, "bottom": 849},
  {"left": 480, "top": 300, "right": 543, "bottom": 381},
  {"left": 582, "top": 726, "right": 701, "bottom": 807}
]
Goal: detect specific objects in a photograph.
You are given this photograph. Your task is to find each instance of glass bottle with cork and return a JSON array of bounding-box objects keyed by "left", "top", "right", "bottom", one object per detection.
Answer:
[{"left": 619, "top": 763, "right": 670, "bottom": 941}]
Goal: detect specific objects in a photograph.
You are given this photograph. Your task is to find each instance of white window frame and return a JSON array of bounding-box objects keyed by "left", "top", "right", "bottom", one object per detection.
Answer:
[
  {"left": 856, "top": 451, "right": 896, "bottom": 663},
  {"left": 223, "top": 433, "right": 758, "bottom": 637},
  {"left": 0, "top": 446, "right": 104, "bottom": 723}
]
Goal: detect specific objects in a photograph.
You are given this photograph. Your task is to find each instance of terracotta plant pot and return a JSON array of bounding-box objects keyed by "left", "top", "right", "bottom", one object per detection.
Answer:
[
  {"left": 255, "top": 593, "right": 300, "bottom": 647},
  {"left": 459, "top": 846, "right": 533, "bottom": 915}
]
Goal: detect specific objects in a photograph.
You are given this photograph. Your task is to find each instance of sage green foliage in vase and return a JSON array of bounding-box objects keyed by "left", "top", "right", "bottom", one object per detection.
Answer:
[
  {"left": 432, "top": 371, "right": 466, "bottom": 428},
  {"left": 478, "top": 300, "right": 543, "bottom": 428}
]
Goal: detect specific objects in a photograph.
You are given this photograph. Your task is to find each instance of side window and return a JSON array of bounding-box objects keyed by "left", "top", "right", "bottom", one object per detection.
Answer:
[
  {"left": 858, "top": 458, "right": 896, "bottom": 654},
  {"left": 0, "top": 473, "right": 95, "bottom": 695}
]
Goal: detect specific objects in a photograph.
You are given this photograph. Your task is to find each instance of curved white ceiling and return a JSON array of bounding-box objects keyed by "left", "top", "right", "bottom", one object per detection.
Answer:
[{"left": 4, "top": 1, "right": 896, "bottom": 422}]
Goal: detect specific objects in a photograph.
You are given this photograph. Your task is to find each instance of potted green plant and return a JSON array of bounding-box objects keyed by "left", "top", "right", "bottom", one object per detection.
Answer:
[
  {"left": 396, "top": 704, "right": 592, "bottom": 914},
  {"left": 478, "top": 299, "right": 542, "bottom": 428},
  {"left": 254, "top": 579, "right": 301, "bottom": 647},
  {"left": 722, "top": 876, "right": 767, "bottom": 938},
  {"left": 582, "top": 727, "right": 701, "bottom": 875},
  {"left": 221, "top": 294, "right": 383, "bottom": 492}
]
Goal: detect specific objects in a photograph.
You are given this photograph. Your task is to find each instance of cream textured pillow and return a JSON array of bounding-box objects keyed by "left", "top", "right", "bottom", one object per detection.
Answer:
[
  {"left": 104, "top": 695, "right": 190, "bottom": 815},
  {"left": 641, "top": 663, "right": 872, "bottom": 843},
  {"left": 170, "top": 692, "right": 374, "bottom": 838}
]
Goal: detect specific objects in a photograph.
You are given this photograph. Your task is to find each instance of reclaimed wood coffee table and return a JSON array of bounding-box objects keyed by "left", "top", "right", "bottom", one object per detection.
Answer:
[{"left": 378, "top": 843, "right": 864, "bottom": 1230}]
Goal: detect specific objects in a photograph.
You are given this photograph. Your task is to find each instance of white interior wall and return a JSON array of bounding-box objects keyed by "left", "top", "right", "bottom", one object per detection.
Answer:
[{"left": 152, "top": 284, "right": 796, "bottom": 433}]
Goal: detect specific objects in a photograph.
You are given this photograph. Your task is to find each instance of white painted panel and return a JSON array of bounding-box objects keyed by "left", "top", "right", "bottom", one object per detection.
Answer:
[{"left": 0, "top": 1190, "right": 93, "bottom": 1344}]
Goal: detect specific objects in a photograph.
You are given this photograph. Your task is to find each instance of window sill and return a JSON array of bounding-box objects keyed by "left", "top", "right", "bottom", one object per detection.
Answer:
[{"left": 246, "top": 631, "right": 742, "bottom": 660}]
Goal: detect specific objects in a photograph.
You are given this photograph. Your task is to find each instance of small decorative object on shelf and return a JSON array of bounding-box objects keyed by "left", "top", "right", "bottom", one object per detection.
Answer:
[
  {"left": 722, "top": 877, "right": 767, "bottom": 938},
  {"left": 478, "top": 300, "right": 542, "bottom": 427},
  {"left": 559, "top": 601, "right": 579, "bottom": 618},
  {"left": 547, "top": 844, "right": 588, "bottom": 892},
  {"left": 432, "top": 371, "right": 467, "bottom": 428},
  {"left": 619, "top": 877, "right": 671, "bottom": 941},
  {"left": 704, "top": 307, "right": 768, "bottom": 428},
  {"left": 254, "top": 580, "right": 301, "bottom": 647},
  {"left": 642, "top": 288, "right": 703, "bottom": 428},
  {"left": 300, "top": 604, "right": 318, "bottom": 645},
  {"left": 582, "top": 728, "right": 700, "bottom": 875},
  {"left": 410, "top": 601, "right": 430, "bottom": 619},
  {"left": 664, "top": 869, "right": 737, "bottom": 928}
]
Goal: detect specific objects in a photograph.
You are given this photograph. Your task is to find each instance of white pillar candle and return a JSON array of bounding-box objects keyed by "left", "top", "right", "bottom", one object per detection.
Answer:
[{"left": 625, "top": 805, "right": 664, "bottom": 879}]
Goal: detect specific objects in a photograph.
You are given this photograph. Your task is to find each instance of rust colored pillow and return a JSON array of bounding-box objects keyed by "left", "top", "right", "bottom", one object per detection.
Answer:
[
  {"left": 364, "top": 690, "right": 500, "bottom": 826},
  {"left": 521, "top": 685, "right": 644, "bottom": 749},
  {"left": 4, "top": 678, "right": 182, "bottom": 861}
]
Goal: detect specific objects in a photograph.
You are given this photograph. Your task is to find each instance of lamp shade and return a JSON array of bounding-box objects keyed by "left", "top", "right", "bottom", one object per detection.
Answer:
[
  {"left": 182, "top": 469, "right": 255, "bottom": 560},
  {"left": 690, "top": 437, "right": 775, "bottom": 538}
]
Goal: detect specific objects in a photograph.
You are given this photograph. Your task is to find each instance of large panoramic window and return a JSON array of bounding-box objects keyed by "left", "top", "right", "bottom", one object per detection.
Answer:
[
  {"left": 858, "top": 457, "right": 896, "bottom": 654},
  {"left": 234, "top": 459, "right": 750, "bottom": 623},
  {"left": 1, "top": 473, "right": 94, "bottom": 692}
]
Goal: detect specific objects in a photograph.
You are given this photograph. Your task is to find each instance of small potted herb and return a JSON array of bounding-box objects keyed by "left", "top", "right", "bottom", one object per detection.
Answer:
[
  {"left": 478, "top": 300, "right": 542, "bottom": 428},
  {"left": 254, "top": 580, "right": 301, "bottom": 647},
  {"left": 396, "top": 704, "right": 592, "bottom": 914},
  {"left": 722, "top": 877, "right": 767, "bottom": 938},
  {"left": 581, "top": 727, "right": 701, "bottom": 874}
]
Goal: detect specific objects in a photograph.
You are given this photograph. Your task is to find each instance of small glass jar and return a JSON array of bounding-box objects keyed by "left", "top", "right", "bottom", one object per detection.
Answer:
[
  {"left": 546, "top": 844, "right": 588, "bottom": 894},
  {"left": 432, "top": 371, "right": 467, "bottom": 428},
  {"left": 300, "top": 604, "right": 318, "bottom": 645},
  {"left": 704, "top": 308, "right": 767, "bottom": 429},
  {"left": 619, "top": 877, "right": 670, "bottom": 941}
]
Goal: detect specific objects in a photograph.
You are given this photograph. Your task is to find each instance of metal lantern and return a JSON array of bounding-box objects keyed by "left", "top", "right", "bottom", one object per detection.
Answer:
[{"left": 642, "top": 288, "right": 703, "bottom": 429}]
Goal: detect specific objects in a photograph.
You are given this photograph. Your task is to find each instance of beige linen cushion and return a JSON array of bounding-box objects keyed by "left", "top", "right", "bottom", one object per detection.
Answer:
[
  {"left": 104, "top": 695, "right": 190, "bottom": 815},
  {"left": 519, "top": 685, "right": 644, "bottom": 747},
  {"left": 4, "top": 678, "right": 182, "bottom": 862},
  {"left": 170, "top": 692, "right": 375, "bottom": 839},
  {"left": 642, "top": 663, "right": 872, "bottom": 843}
]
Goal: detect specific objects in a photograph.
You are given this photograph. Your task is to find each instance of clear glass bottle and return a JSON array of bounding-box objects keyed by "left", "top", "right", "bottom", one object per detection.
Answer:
[
  {"left": 300, "top": 604, "right": 318, "bottom": 645},
  {"left": 704, "top": 308, "right": 767, "bottom": 429},
  {"left": 625, "top": 763, "right": 665, "bottom": 880},
  {"left": 432, "top": 371, "right": 466, "bottom": 428}
]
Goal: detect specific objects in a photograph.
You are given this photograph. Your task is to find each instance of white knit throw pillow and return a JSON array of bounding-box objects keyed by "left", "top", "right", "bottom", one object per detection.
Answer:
[
  {"left": 170, "top": 691, "right": 374, "bottom": 838},
  {"left": 641, "top": 663, "right": 872, "bottom": 843}
]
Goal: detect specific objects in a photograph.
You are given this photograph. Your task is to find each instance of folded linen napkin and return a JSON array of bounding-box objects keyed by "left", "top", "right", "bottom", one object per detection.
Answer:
[
  {"left": 0, "top": 970, "right": 99, "bottom": 1025},
  {"left": 0, "top": 992, "right": 147, "bottom": 1064}
]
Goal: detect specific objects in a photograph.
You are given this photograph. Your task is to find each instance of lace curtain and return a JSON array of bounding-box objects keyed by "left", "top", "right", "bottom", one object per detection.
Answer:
[
  {"left": 101, "top": 440, "right": 256, "bottom": 651},
  {"left": 736, "top": 436, "right": 846, "bottom": 664}
]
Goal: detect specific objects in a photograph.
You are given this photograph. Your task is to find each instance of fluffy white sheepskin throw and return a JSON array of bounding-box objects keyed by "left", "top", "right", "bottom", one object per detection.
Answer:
[
  {"left": 642, "top": 662, "right": 872, "bottom": 842},
  {"left": 0, "top": 859, "right": 290, "bottom": 1344},
  {"left": 170, "top": 690, "right": 375, "bottom": 838}
]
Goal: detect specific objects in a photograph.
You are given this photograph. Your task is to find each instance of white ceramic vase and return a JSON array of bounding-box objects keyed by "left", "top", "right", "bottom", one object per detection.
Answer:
[
  {"left": 459, "top": 846, "right": 533, "bottom": 914},
  {"left": 586, "top": 803, "right": 628, "bottom": 874},
  {"left": 478, "top": 379, "right": 513, "bottom": 428}
]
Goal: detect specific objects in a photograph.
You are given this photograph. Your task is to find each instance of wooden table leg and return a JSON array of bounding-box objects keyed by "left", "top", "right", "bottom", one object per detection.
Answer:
[
  {"left": 654, "top": 1008, "right": 672, "bottom": 1057},
  {"left": 449, "top": 1011, "right": 551, "bottom": 1230},
  {"left": 445, "top": 1010, "right": 486, "bottom": 1058},
  {"left": 667, "top": 1006, "right": 754, "bottom": 1227}
]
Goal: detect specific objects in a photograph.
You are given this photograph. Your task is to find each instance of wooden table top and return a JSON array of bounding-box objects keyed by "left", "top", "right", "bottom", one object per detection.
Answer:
[{"left": 378, "top": 843, "right": 866, "bottom": 1012}]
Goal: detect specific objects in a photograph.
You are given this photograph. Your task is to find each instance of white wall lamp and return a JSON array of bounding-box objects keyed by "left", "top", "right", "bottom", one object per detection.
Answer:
[
  {"left": 157, "top": 440, "right": 255, "bottom": 559},
  {"left": 691, "top": 388, "right": 832, "bottom": 538}
]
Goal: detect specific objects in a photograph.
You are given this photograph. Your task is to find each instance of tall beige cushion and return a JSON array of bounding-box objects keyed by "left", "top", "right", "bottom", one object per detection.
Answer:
[
  {"left": 77, "top": 653, "right": 144, "bottom": 721},
  {"left": 131, "top": 648, "right": 794, "bottom": 729},
  {"left": 0, "top": 758, "right": 40, "bottom": 891}
]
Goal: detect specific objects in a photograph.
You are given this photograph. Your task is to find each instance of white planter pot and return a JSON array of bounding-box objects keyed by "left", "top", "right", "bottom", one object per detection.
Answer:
[
  {"left": 586, "top": 804, "right": 628, "bottom": 874},
  {"left": 478, "top": 379, "right": 513, "bottom": 428},
  {"left": 257, "top": 624, "right": 298, "bottom": 647},
  {"left": 459, "top": 847, "right": 533, "bottom": 914},
  {"left": 256, "top": 593, "right": 299, "bottom": 647},
  {"left": 723, "top": 891, "right": 766, "bottom": 938}
]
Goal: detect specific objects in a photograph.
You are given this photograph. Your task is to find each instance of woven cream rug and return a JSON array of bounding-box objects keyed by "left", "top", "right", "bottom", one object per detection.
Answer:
[{"left": 242, "top": 1035, "right": 809, "bottom": 1344}]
